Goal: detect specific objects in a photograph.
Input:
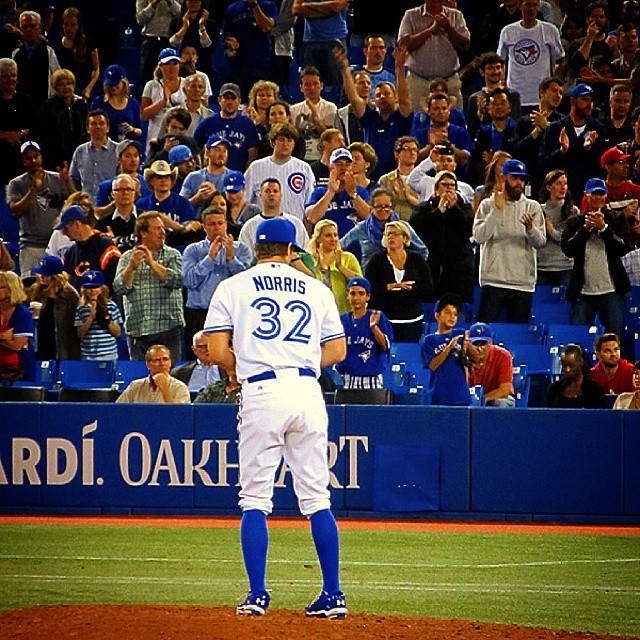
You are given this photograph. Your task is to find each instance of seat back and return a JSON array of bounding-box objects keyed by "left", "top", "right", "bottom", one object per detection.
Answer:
[
  {"left": 334, "top": 388, "right": 394, "bottom": 405},
  {"left": 512, "top": 364, "right": 530, "bottom": 407},
  {"left": 511, "top": 345, "right": 561, "bottom": 375},
  {"left": 58, "top": 360, "right": 116, "bottom": 389},
  {"left": 530, "top": 303, "right": 571, "bottom": 325},
  {"left": 58, "top": 387, "right": 119, "bottom": 403},
  {"left": 0, "top": 386, "right": 47, "bottom": 402},
  {"left": 532, "top": 285, "right": 566, "bottom": 304},
  {"left": 114, "top": 360, "right": 150, "bottom": 390},
  {"left": 491, "top": 323, "right": 544, "bottom": 348}
]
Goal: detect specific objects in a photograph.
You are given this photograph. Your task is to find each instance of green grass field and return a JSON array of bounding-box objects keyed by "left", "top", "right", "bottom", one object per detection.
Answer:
[{"left": 0, "top": 524, "right": 639, "bottom": 637}]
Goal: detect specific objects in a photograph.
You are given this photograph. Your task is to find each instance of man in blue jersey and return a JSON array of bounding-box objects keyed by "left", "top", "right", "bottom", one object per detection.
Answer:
[
  {"left": 420, "top": 292, "right": 471, "bottom": 405},
  {"left": 336, "top": 277, "right": 393, "bottom": 389}
]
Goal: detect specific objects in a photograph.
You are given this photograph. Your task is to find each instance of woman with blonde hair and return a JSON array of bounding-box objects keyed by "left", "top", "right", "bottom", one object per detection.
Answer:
[
  {"left": 365, "top": 220, "right": 433, "bottom": 342},
  {"left": 0, "top": 270, "right": 35, "bottom": 381},
  {"left": 29, "top": 255, "right": 81, "bottom": 360},
  {"left": 245, "top": 80, "right": 279, "bottom": 128},
  {"left": 473, "top": 150, "right": 512, "bottom": 212},
  {"left": 307, "top": 219, "right": 362, "bottom": 314}
]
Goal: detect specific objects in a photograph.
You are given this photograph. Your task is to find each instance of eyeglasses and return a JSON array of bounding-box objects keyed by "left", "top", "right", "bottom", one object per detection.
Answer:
[
  {"left": 385, "top": 230, "right": 402, "bottom": 237},
  {"left": 373, "top": 204, "right": 392, "bottom": 210},
  {"left": 399, "top": 147, "right": 418, "bottom": 153}
]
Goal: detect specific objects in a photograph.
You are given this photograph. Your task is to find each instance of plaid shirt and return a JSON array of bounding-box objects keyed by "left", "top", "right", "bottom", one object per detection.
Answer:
[{"left": 114, "top": 244, "right": 184, "bottom": 337}]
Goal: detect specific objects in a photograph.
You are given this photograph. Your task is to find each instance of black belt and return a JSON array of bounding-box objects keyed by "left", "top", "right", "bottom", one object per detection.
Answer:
[{"left": 247, "top": 368, "right": 316, "bottom": 384}]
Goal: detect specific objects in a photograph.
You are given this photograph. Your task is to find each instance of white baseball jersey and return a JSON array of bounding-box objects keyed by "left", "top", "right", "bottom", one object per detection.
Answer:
[
  {"left": 204, "top": 261, "right": 344, "bottom": 383},
  {"left": 244, "top": 156, "right": 316, "bottom": 220},
  {"left": 238, "top": 213, "right": 309, "bottom": 257}
]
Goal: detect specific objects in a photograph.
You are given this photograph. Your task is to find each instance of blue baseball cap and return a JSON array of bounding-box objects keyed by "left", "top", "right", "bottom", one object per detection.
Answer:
[
  {"left": 168, "top": 144, "right": 193, "bottom": 166},
  {"left": 32, "top": 255, "right": 64, "bottom": 277},
  {"left": 255, "top": 217, "right": 303, "bottom": 251},
  {"left": 347, "top": 277, "right": 370, "bottom": 294},
  {"left": 81, "top": 270, "right": 106, "bottom": 288},
  {"left": 570, "top": 83, "right": 594, "bottom": 98},
  {"left": 584, "top": 178, "right": 608, "bottom": 194},
  {"left": 468, "top": 322, "right": 494, "bottom": 344},
  {"left": 56, "top": 205, "right": 87, "bottom": 230},
  {"left": 330, "top": 148, "right": 353, "bottom": 164},
  {"left": 501, "top": 159, "right": 528, "bottom": 176},
  {"left": 224, "top": 171, "right": 245, "bottom": 192},
  {"left": 104, "top": 64, "right": 126, "bottom": 87},
  {"left": 158, "top": 48, "right": 180, "bottom": 64},
  {"left": 206, "top": 134, "right": 231, "bottom": 150}
]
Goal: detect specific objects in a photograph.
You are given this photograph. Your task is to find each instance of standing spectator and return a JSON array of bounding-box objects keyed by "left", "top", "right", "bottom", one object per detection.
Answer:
[
  {"left": 307, "top": 219, "right": 362, "bottom": 314},
  {"left": 244, "top": 81, "right": 279, "bottom": 137},
  {"left": 290, "top": 66, "right": 339, "bottom": 163},
  {"left": 7, "top": 141, "right": 70, "bottom": 276},
  {"left": 420, "top": 292, "right": 470, "bottom": 406},
  {"left": 55, "top": 7, "right": 100, "bottom": 101},
  {"left": 91, "top": 65, "right": 143, "bottom": 143},
  {"left": 244, "top": 123, "right": 315, "bottom": 220},
  {"left": 12, "top": 10, "right": 60, "bottom": 111},
  {"left": 149, "top": 106, "right": 199, "bottom": 166},
  {"left": 336, "top": 45, "right": 413, "bottom": 180},
  {"left": 497, "top": 0, "right": 564, "bottom": 111},
  {"left": 409, "top": 170, "right": 474, "bottom": 301},
  {"left": 193, "top": 83, "right": 259, "bottom": 171},
  {"left": 292, "top": 0, "right": 348, "bottom": 104},
  {"left": 602, "top": 84, "right": 634, "bottom": 145},
  {"left": 590, "top": 332, "right": 635, "bottom": 394},
  {"left": 561, "top": 177, "right": 632, "bottom": 338},
  {"left": 223, "top": 171, "right": 261, "bottom": 238},
  {"left": 365, "top": 219, "right": 433, "bottom": 342},
  {"left": 610, "top": 22, "right": 640, "bottom": 110},
  {"left": 95, "top": 174, "right": 140, "bottom": 253},
  {"left": 29, "top": 255, "right": 81, "bottom": 360},
  {"left": 467, "top": 322, "right": 516, "bottom": 408},
  {"left": 141, "top": 47, "right": 187, "bottom": 157},
  {"left": 136, "top": 0, "right": 182, "bottom": 85},
  {"left": 0, "top": 58, "right": 35, "bottom": 189},
  {"left": 356, "top": 35, "right": 395, "bottom": 98},
  {"left": 74, "top": 270, "right": 122, "bottom": 361},
  {"left": 222, "top": 0, "right": 277, "bottom": 100},
  {"left": 58, "top": 205, "right": 122, "bottom": 293},
  {"left": 181, "top": 205, "right": 251, "bottom": 353},
  {"left": 45, "top": 191, "right": 95, "bottom": 262},
  {"left": 116, "top": 343, "right": 191, "bottom": 403},
  {"left": 0, "top": 269, "right": 35, "bottom": 382},
  {"left": 179, "top": 73, "right": 213, "bottom": 136},
  {"left": 69, "top": 109, "right": 118, "bottom": 200},
  {"left": 537, "top": 169, "right": 576, "bottom": 286},
  {"left": 397, "top": 0, "right": 470, "bottom": 113},
  {"left": 336, "top": 277, "right": 393, "bottom": 390},
  {"left": 473, "top": 159, "right": 546, "bottom": 323},
  {"left": 308, "top": 127, "right": 345, "bottom": 187},
  {"left": 378, "top": 136, "right": 420, "bottom": 221},
  {"left": 335, "top": 70, "right": 368, "bottom": 146},
  {"left": 0, "top": 1, "right": 20, "bottom": 59},
  {"left": 540, "top": 83, "right": 608, "bottom": 204},
  {"left": 256, "top": 100, "right": 306, "bottom": 160},
  {"left": 348, "top": 142, "right": 380, "bottom": 195},
  {"left": 113, "top": 211, "right": 185, "bottom": 362},
  {"left": 169, "top": 144, "right": 196, "bottom": 194},
  {"left": 33, "top": 68, "right": 88, "bottom": 172}
]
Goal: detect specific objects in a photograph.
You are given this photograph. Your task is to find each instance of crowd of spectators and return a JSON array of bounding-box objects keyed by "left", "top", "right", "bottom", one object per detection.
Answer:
[{"left": 3, "top": 0, "right": 640, "bottom": 408}]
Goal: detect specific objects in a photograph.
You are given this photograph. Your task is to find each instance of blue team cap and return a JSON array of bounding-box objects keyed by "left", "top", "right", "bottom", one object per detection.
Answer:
[
  {"left": 168, "top": 144, "right": 193, "bottom": 166},
  {"left": 347, "top": 277, "right": 371, "bottom": 294},
  {"left": 81, "top": 270, "right": 106, "bottom": 288},
  {"left": 56, "top": 205, "right": 87, "bottom": 230},
  {"left": 104, "top": 64, "right": 126, "bottom": 87},
  {"left": 255, "top": 217, "right": 303, "bottom": 251},
  {"left": 158, "top": 48, "right": 180, "bottom": 65},
  {"left": 584, "top": 178, "right": 608, "bottom": 194},
  {"left": 570, "top": 83, "right": 594, "bottom": 98},
  {"left": 330, "top": 148, "right": 353, "bottom": 164},
  {"left": 501, "top": 159, "right": 528, "bottom": 176},
  {"left": 468, "top": 322, "right": 494, "bottom": 344},
  {"left": 206, "top": 134, "right": 231, "bottom": 150},
  {"left": 32, "top": 255, "right": 64, "bottom": 277},
  {"left": 224, "top": 171, "right": 245, "bottom": 192}
]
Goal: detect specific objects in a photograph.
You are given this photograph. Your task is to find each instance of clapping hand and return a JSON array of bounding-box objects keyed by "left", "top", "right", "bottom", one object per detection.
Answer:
[{"left": 369, "top": 309, "right": 381, "bottom": 328}]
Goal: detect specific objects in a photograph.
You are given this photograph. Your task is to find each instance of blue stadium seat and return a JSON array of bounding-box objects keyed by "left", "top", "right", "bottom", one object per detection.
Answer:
[
  {"left": 392, "top": 385, "right": 431, "bottom": 405},
  {"left": 13, "top": 360, "right": 59, "bottom": 390},
  {"left": 511, "top": 344, "right": 562, "bottom": 376},
  {"left": 532, "top": 285, "right": 566, "bottom": 304},
  {"left": 58, "top": 360, "right": 116, "bottom": 389},
  {"left": 546, "top": 323, "right": 604, "bottom": 355},
  {"left": 531, "top": 302, "right": 571, "bottom": 325},
  {"left": 114, "top": 360, "right": 149, "bottom": 391},
  {"left": 390, "top": 342, "right": 422, "bottom": 365},
  {"left": 491, "top": 323, "right": 544, "bottom": 348},
  {"left": 469, "top": 385, "right": 485, "bottom": 406},
  {"left": 513, "top": 364, "right": 530, "bottom": 408},
  {"left": 383, "top": 361, "right": 408, "bottom": 387}
]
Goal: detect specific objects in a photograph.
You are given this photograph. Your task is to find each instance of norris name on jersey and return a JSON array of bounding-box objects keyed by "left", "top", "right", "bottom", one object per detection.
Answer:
[{"left": 252, "top": 274, "right": 307, "bottom": 295}]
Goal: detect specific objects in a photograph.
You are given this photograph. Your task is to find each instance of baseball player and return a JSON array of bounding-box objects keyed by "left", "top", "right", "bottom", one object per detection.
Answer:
[
  {"left": 336, "top": 277, "right": 393, "bottom": 389},
  {"left": 205, "top": 217, "right": 348, "bottom": 618}
]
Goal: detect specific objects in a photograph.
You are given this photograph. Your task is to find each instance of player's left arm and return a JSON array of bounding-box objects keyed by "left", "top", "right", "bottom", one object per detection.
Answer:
[
  {"left": 207, "top": 330, "right": 236, "bottom": 371},
  {"left": 321, "top": 336, "right": 347, "bottom": 367}
]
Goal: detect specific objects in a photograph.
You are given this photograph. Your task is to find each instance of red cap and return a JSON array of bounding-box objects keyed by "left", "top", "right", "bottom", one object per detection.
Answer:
[{"left": 601, "top": 147, "right": 631, "bottom": 167}]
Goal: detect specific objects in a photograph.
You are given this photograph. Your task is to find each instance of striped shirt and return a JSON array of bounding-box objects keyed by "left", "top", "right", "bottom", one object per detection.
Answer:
[{"left": 74, "top": 300, "right": 123, "bottom": 360}]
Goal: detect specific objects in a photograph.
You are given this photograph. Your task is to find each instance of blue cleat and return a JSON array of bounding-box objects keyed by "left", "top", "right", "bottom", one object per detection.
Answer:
[
  {"left": 305, "top": 590, "right": 347, "bottom": 619},
  {"left": 236, "top": 590, "right": 270, "bottom": 616}
]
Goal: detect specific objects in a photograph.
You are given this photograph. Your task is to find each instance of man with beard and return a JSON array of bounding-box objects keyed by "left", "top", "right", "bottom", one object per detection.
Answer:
[
  {"left": 540, "top": 83, "right": 608, "bottom": 201},
  {"left": 590, "top": 332, "right": 635, "bottom": 394},
  {"left": 473, "top": 159, "right": 546, "bottom": 323}
]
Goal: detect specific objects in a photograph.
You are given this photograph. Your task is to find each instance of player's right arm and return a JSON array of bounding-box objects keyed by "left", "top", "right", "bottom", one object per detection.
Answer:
[
  {"left": 321, "top": 336, "right": 347, "bottom": 368},
  {"left": 207, "top": 330, "right": 236, "bottom": 372},
  {"left": 428, "top": 334, "right": 462, "bottom": 372}
]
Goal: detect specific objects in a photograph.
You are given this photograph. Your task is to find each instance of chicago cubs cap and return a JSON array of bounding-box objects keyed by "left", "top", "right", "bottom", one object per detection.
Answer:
[
  {"left": 570, "top": 83, "right": 594, "bottom": 98},
  {"left": 584, "top": 177, "right": 608, "bottom": 194},
  {"left": 224, "top": 171, "right": 245, "bottom": 192},
  {"left": 81, "top": 270, "right": 106, "bottom": 288},
  {"left": 601, "top": 147, "right": 631, "bottom": 167},
  {"left": 20, "top": 140, "right": 41, "bottom": 155},
  {"left": 158, "top": 48, "right": 180, "bottom": 64},
  {"left": 168, "top": 144, "right": 193, "bottom": 166},
  {"left": 330, "top": 148, "right": 353, "bottom": 164},
  {"left": 104, "top": 64, "right": 126, "bottom": 87},
  {"left": 255, "top": 217, "right": 303, "bottom": 251},
  {"left": 116, "top": 139, "right": 141, "bottom": 157},
  {"left": 219, "top": 83, "right": 241, "bottom": 98},
  {"left": 56, "top": 205, "right": 88, "bottom": 230},
  {"left": 347, "top": 277, "right": 370, "bottom": 294},
  {"left": 501, "top": 159, "right": 528, "bottom": 176},
  {"left": 206, "top": 134, "right": 231, "bottom": 149},
  {"left": 468, "top": 322, "right": 494, "bottom": 344},
  {"left": 32, "top": 255, "right": 64, "bottom": 277}
]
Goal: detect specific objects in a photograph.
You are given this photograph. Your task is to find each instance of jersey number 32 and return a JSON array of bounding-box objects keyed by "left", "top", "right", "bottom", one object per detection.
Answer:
[{"left": 251, "top": 296, "right": 312, "bottom": 344}]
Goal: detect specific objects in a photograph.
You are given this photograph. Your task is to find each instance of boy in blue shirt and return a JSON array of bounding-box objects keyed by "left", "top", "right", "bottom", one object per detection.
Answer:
[{"left": 420, "top": 292, "right": 471, "bottom": 406}]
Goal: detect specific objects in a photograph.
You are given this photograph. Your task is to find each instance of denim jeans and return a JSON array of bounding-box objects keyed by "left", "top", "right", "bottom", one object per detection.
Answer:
[
  {"left": 127, "top": 326, "right": 184, "bottom": 364},
  {"left": 570, "top": 293, "right": 625, "bottom": 338},
  {"left": 477, "top": 286, "right": 533, "bottom": 324}
]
